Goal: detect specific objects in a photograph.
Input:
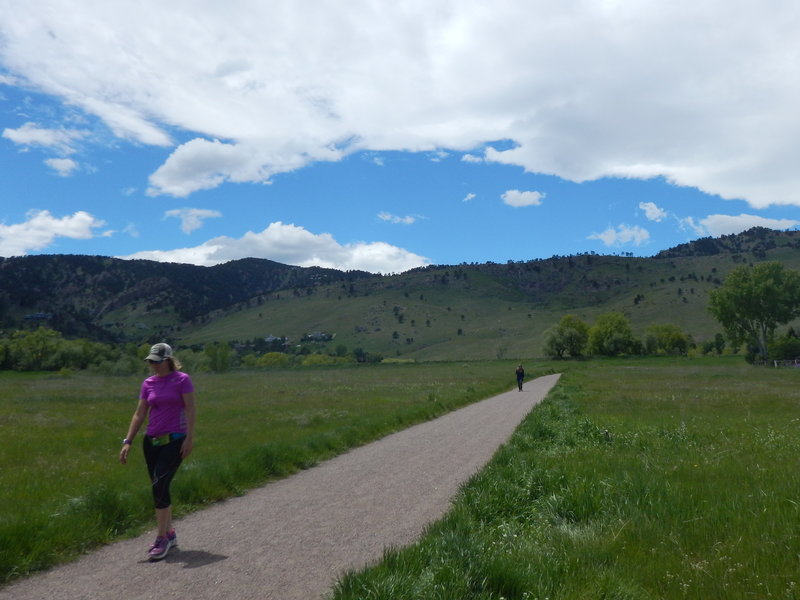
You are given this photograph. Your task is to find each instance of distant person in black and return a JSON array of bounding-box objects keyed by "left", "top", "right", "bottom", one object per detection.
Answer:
[{"left": 515, "top": 364, "right": 524, "bottom": 391}]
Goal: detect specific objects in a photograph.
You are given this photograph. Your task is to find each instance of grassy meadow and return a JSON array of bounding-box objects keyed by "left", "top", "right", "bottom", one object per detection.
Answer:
[
  {"left": 0, "top": 360, "right": 533, "bottom": 584},
  {"left": 329, "top": 357, "right": 800, "bottom": 600},
  {"left": 4, "top": 357, "right": 800, "bottom": 598}
]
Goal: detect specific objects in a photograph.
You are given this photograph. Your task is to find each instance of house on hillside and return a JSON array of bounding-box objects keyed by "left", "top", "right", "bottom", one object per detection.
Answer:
[
  {"left": 24, "top": 312, "right": 53, "bottom": 320},
  {"left": 302, "top": 331, "right": 334, "bottom": 342}
]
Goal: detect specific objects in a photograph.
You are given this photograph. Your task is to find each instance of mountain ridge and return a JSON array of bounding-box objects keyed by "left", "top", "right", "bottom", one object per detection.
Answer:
[{"left": 2, "top": 227, "right": 799, "bottom": 359}]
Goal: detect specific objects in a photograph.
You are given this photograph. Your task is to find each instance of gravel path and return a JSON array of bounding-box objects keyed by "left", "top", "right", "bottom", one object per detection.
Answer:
[{"left": 1, "top": 373, "right": 560, "bottom": 600}]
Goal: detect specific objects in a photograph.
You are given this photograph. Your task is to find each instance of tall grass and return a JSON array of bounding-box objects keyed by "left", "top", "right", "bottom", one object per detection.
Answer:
[
  {"left": 0, "top": 360, "right": 543, "bottom": 584},
  {"left": 331, "top": 357, "right": 800, "bottom": 599}
]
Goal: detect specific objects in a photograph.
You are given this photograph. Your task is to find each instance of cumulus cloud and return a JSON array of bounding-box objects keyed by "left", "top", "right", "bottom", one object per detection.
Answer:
[
  {"left": 2, "top": 122, "right": 87, "bottom": 154},
  {"left": 694, "top": 213, "right": 799, "bottom": 237},
  {"left": 502, "top": 189, "right": 545, "bottom": 207},
  {"left": 378, "top": 212, "right": 418, "bottom": 225},
  {"left": 119, "top": 221, "right": 429, "bottom": 273},
  {"left": 463, "top": 193, "right": 476, "bottom": 202},
  {"left": 639, "top": 201, "right": 667, "bottom": 222},
  {"left": 588, "top": 224, "right": 650, "bottom": 247},
  {"left": 461, "top": 154, "right": 483, "bottom": 163},
  {"left": 0, "top": 210, "right": 106, "bottom": 256},
  {"left": 165, "top": 208, "right": 223, "bottom": 234},
  {"left": 44, "top": 157, "right": 79, "bottom": 176},
  {"left": 1, "top": 2, "right": 799, "bottom": 208},
  {"left": 146, "top": 138, "right": 344, "bottom": 196}
]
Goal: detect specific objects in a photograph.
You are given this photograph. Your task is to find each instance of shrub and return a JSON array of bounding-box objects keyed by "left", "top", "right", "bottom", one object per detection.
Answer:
[{"left": 258, "top": 352, "right": 291, "bottom": 367}]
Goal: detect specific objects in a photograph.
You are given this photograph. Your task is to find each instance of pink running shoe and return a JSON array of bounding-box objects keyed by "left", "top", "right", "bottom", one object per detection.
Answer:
[{"left": 148, "top": 536, "right": 170, "bottom": 561}]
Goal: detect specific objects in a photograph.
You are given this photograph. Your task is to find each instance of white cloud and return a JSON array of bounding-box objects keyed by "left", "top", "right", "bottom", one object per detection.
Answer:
[
  {"left": 0, "top": 210, "right": 105, "bottom": 256},
  {"left": 118, "top": 221, "right": 429, "bottom": 273},
  {"left": 1, "top": 2, "right": 800, "bottom": 207},
  {"left": 378, "top": 212, "right": 417, "bottom": 225},
  {"left": 501, "top": 189, "right": 545, "bottom": 207},
  {"left": 461, "top": 154, "right": 483, "bottom": 163},
  {"left": 588, "top": 224, "right": 650, "bottom": 247},
  {"left": 463, "top": 193, "right": 476, "bottom": 202},
  {"left": 0, "top": 73, "right": 19, "bottom": 86},
  {"left": 123, "top": 223, "right": 140, "bottom": 238},
  {"left": 2, "top": 122, "right": 87, "bottom": 154},
  {"left": 679, "top": 216, "right": 706, "bottom": 237},
  {"left": 146, "top": 138, "right": 343, "bottom": 197},
  {"left": 696, "top": 213, "right": 799, "bottom": 237},
  {"left": 44, "top": 157, "right": 78, "bottom": 176},
  {"left": 165, "top": 208, "right": 223, "bottom": 234},
  {"left": 639, "top": 201, "right": 667, "bottom": 222}
]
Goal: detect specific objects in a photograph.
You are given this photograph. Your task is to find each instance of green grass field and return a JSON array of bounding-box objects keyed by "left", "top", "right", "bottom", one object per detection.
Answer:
[
  {"left": 4, "top": 357, "right": 800, "bottom": 598},
  {"left": 330, "top": 357, "right": 800, "bottom": 599},
  {"left": 0, "top": 360, "right": 535, "bottom": 584}
]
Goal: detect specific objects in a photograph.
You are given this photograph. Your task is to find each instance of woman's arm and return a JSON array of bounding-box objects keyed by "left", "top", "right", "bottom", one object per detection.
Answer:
[
  {"left": 119, "top": 397, "right": 148, "bottom": 464},
  {"left": 180, "top": 391, "right": 196, "bottom": 459}
]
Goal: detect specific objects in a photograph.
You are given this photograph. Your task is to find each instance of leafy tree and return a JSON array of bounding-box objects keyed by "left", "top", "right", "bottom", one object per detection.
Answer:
[
  {"left": 9, "top": 327, "right": 63, "bottom": 370},
  {"left": 702, "top": 333, "right": 727, "bottom": 356},
  {"left": 302, "top": 353, "right": 349, "bottom": 366},
  {"left": 644, "top": 324, "right": 690, "bottom": 356},
  {"left": 58, "top": 338, "right": 106, "bottom": 370},
  {"left": 261, "top": 352, "right": 291, "bottom": 367},
  {"left": 558, "top": 314, "right": 590, "bottom": 357},
  {"left": 205, "top": 341, "right": 233, "bottom": 373},
  {"left": 543, "top": 314, "right": 589, "bottom": 359},
  {"left": 769, "top": 334, "right": 800, "bottom": 361},
  {"left": 708, "top": 262, "right": 800, "bottom": 361},
  {"left": 175, "top": 348, "right": 210, "bottom": 374},
  {"left": 588, "top": 312, "right": 636, "bottom": 357},
  {"left": 0, "top": 337, "right": 10, "bottom": 369},
  {"left": 351, "top": 347, "right": 382, "bottom": 363},
  {"left": 713, "top": 332, "right": 726, "bottom": 355}
]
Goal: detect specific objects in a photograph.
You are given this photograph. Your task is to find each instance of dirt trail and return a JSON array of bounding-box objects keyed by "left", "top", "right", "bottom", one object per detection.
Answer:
[{"left": 1, "top": 373, "right": 560, "bottom": 600}]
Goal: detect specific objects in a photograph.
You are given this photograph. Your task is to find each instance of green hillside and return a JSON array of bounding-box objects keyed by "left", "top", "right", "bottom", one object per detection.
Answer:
[
  {"left": 3, "top": 227, "right": 799, "bottom": 360},
  {"left": 0, "top": 254, "right": 370, "bottom": 341},
  {"left": 179, "top": 228, "right": 800, "bottom": 360}
]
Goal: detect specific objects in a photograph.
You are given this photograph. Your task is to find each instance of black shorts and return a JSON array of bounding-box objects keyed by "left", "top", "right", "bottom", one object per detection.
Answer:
[{"left": 143, "top": 434, "right": 184, "bottom": 509}]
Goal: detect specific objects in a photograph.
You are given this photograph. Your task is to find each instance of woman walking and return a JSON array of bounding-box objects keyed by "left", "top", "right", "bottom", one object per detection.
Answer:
[
  {"left": 515, "top": 364, "right": 525, "bottom": 391},
  {"left": 119, "top": 343, "right": 196, "bottom": 561}
]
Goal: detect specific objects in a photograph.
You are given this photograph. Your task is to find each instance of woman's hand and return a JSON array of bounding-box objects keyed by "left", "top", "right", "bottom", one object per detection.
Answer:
[
  {"left": 180, "top": 436, "right": 194, "bottom": 459},
  {"left": 119, "top": 443, "right": 131, "bottom": 464}
]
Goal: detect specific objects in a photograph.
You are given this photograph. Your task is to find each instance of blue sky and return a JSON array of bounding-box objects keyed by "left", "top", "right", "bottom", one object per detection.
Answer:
[{"left": 2, "top": 1, "right": 800, "bottom": 273}]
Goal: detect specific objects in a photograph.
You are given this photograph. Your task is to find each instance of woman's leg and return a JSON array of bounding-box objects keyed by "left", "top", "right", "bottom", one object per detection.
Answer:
[
  {"left": 144, "top": 437, "right": 183, "bottom": 532},
  {"left": 155, "top": 506, "right": 172, "bottom": 537}
]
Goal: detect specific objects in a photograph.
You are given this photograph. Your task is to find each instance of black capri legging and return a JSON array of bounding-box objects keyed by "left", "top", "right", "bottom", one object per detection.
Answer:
[{"left": 143, "top": 436, "right": 184, "bottom": 509}]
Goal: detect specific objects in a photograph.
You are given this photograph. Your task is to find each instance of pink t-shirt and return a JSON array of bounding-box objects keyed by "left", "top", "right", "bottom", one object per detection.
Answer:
[{"left": 140, "top": 371, "right": 194, "bottom": 436}]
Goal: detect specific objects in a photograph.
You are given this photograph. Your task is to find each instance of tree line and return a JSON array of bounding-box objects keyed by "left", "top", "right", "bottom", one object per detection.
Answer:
[
  {"left": 542, "top": 313, "right": 701, "bottom": 359},
  {"left": 0, "top": 328, "right": 384, "bottom": 374},
  {"left": 544, "top": 262, "right": 800, "bottom": 363}
]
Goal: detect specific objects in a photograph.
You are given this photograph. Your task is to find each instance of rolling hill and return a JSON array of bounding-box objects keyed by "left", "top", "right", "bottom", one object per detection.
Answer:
[{"left": 2, "top": 227, "right": 799, "bottom": 360}]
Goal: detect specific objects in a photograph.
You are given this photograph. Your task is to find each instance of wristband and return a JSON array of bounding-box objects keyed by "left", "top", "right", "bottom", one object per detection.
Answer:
[{"left": 122, "top": 438, "right": 132, "bottom": 445}]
